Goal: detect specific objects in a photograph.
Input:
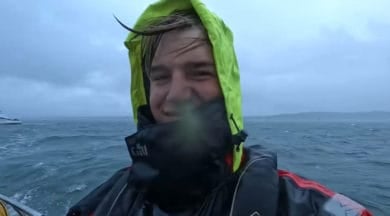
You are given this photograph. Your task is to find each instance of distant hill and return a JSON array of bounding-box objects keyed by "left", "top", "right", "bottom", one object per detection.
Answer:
[{"left": 251, "top": 111, "right": 390, "bottom": 122}]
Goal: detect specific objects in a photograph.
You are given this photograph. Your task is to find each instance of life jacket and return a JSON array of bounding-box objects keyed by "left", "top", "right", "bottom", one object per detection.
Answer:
[{"left": 66, "top": 145, "right": 372, "bottom": 216}]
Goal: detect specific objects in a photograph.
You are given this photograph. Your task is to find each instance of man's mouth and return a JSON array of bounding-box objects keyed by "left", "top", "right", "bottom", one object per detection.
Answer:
[
  {"left": 161, "top": 110, "right": 181, "bottom": 122},
  {"left": 163, "top": 103, "right": 197, "bottom": 119}
]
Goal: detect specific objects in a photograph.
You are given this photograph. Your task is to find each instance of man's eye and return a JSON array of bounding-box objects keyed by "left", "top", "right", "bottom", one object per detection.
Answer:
[
  {"left": 153, "top": 75, "right": 168, "bottom": 80},
  {"left": 192, "top": 71, "right": 214, "bottom": 78},
  {"left": 150, "top": 73, "right": 170, "bottom": 81},
  {"left": 197, "top": 71, "right": 210, "bottom": 76}
]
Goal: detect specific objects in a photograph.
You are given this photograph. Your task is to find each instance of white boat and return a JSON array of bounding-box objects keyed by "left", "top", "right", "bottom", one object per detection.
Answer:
[{"left": 0, "top": 111, "right": 22, "bottom": 125}]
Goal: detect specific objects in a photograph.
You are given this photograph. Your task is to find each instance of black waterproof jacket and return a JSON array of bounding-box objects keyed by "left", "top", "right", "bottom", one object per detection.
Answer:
[{"left": 67, "top": 145, "right": 372, "bottom": 216}]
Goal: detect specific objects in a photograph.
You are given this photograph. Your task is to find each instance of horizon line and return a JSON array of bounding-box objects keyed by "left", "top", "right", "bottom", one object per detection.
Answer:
[{"left": 17, "top": 110, "right": 390, "bottom": 120}]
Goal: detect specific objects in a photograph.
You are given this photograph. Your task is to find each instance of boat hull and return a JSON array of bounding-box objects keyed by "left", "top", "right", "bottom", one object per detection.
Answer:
[{"left": 0, "top": 120, "right": 22, "bottom": 125}]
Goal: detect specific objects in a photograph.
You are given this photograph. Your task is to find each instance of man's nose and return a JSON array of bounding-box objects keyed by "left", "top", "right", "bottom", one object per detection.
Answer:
[{"left": 165, "top": 73, "right": 193, "bottom": 103}]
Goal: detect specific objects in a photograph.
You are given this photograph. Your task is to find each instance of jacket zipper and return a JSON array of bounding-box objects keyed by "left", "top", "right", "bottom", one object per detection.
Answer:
[{"left": 228, "top": 157, "right": 267, "bottom": 216}]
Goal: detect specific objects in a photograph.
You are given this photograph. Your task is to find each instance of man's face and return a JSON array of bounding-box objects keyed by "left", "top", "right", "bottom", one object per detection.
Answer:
[{"left": 149, "top": 27, "right": 222, "bottom": 123}]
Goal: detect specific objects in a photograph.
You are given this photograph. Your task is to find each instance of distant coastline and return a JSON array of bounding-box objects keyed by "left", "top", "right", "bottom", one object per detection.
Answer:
[
  {"left": 247, "top": 111, "right": 390, "bottom": 122},
  {"left": 16, "top": 111, "right": 390, "bottom": 122}
]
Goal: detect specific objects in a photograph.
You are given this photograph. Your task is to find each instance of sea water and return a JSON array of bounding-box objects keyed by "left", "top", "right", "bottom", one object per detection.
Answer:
[{"left": 0, "top": 117, "right": 389, "bottom": 215}]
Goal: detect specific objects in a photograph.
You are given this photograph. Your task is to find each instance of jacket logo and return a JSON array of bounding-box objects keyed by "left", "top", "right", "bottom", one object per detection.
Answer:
[
  {"left": 250, "top": 211, "right": 261, "bottom": 216},
  {"left": 130, "top": 143, "right": 148, "bottom": 157}
]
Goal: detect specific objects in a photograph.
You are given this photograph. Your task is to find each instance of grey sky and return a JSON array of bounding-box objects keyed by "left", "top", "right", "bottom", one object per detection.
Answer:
[{"left": 1, "top": 0, "right": 389, "bottom": 117}]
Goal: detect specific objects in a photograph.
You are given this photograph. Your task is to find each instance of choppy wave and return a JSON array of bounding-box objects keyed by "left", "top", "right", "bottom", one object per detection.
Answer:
[
  {"left": 66, "top": 184, "right": 87, "bottom": 194},
  {"left": 35, "top": 134, "right": 118, "bottom": 144}
]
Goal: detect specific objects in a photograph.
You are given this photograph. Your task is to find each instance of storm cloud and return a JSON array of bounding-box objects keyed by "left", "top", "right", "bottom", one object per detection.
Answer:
[{"left": 1, "top": 0, "right": 389, "bottom": 117}]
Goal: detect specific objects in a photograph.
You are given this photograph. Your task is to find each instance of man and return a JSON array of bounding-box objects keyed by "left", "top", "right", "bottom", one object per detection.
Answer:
[{"left": 67, "top": 0, "right": 372, "bottom": 215}]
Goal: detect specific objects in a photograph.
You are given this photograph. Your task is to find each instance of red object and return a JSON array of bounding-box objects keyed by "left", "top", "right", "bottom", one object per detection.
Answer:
[{"left": 278, "top": 170, "right": 335, "bottom": 197}]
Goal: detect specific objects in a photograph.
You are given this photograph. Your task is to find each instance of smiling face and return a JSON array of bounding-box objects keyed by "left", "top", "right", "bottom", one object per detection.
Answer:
[{"left": 148, "top": 27, "right": 222, "bottom": 123}]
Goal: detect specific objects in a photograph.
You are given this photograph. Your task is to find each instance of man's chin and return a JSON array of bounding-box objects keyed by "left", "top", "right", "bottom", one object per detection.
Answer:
[{"left": 158, "top": 115, "right": 180, "bottom": 123}]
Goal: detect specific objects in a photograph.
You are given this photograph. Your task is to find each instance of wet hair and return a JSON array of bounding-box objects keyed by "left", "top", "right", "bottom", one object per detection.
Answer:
[{"left": 115, "top": 10, "right": 208, "bottom": 77}]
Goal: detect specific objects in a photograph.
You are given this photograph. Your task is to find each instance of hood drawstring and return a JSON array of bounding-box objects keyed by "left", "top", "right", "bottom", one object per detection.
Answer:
[{"left": 230, "top": 114, "right": 248, "bottom": 152}]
